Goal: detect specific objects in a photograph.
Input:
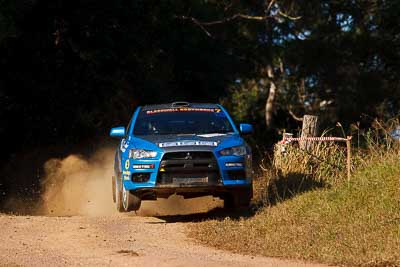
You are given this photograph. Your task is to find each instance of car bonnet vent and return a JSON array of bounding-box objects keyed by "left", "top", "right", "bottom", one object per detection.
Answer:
[{"left": 171, "top": 101, "right": 190, "bottom": 107}]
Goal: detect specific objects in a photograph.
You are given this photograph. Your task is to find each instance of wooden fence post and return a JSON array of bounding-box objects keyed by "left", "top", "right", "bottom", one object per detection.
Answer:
[
  {"left": 346, "top": 136, "right": 352, "bottom": 183},
  {"left": 300, "top": 115, "right": 319, "bottom": 150}
]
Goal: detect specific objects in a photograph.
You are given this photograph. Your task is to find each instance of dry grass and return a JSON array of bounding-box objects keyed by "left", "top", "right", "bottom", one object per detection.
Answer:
[
  {"left": 190, "top": 122, "right": 400, "bottom": 266},
  {"left": 274, "top": 142, "right": 347, "bottom": 185},
  {"left": 253, "top": 141, "right": 349, "bottom": 208}
]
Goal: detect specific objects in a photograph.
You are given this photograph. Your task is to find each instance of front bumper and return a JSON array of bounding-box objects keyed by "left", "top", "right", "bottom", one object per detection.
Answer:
[{"left": 121, "top": 151, "right": 252, "bottom": 193}]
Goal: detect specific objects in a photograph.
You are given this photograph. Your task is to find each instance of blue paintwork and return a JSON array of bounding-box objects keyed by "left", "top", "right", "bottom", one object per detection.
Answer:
[
  {"left": 110, "top": 126, "right": 126, "bottom": 138},
  {"left": 128, "top": 107, "right": 142, "bottom": 136},
  {"left": 218, "top": 105, "right": 239, "bottom": 133},
  {"left": 239, "top": 123, "right": 254, "bottom": 134},
  {"left": 111, "top": 103, "right": 253, "bottom": 191}
]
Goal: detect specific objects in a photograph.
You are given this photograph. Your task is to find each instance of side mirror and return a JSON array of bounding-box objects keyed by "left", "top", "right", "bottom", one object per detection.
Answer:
[
  {"left": 110, "top": 126, "right": 126, "bottom": 138},
  {"left": 239, "top": 123, "right": 254, "bottom": 135}
]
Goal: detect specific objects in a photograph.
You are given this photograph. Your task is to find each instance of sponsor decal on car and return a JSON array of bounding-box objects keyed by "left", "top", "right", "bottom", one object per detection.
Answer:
[
  {"left": 146, "top": 108, "right": 221, "bottom": 115},
  {"left": 124, "top": 159, "right": 130, "bottom": 170},
  {"left": 123, "top": 170, "right": 131, "bottom": 176},
  {"left": 158, "top": 140, "right": 218, "bottom": 148}
]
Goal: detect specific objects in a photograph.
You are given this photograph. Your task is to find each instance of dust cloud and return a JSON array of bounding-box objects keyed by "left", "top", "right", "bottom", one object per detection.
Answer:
[
  {"left": 39, "top": 147, "right": 222, "bottom": 217},
  {"left": 40, "top": 148, "right": 116, "bottom": 216}
]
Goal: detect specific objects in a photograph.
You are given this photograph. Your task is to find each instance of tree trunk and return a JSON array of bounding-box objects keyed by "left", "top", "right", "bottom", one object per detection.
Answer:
[
  {"left": 300, "top": 115, "right": 319, "bottom": 150},
  {"left": 265, "top": 65, "right": 276, "bottom": 129}
]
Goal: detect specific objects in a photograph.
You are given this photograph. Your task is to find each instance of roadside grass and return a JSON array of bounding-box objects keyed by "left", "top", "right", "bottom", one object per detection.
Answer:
[
  {"left": 190, "top": 125, "right": 400, "bottom": 266},
  {"left": 253, "top": 141, "right": 348, "bottom": 207}
]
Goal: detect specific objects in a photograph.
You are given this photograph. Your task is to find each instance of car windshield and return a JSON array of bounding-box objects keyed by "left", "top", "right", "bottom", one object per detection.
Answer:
[{"left": 133, "top": 108, "right": 235, "bottom": 135}]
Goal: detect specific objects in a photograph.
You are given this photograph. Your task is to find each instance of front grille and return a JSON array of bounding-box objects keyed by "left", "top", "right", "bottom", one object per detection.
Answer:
[
  {"left": 157, "top": 151, "right": 220, "bottom": 185},
  {"left": 132, "top": 173, "right": 151, "bottom": 183},
  {"left": 162, "top": 151, "right": 214, "bottom": 161}
]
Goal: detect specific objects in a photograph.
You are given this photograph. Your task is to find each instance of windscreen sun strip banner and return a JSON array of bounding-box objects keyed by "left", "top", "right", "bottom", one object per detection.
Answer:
[{"left": 146, "top": 107, "right": 222, "bottom": 115}]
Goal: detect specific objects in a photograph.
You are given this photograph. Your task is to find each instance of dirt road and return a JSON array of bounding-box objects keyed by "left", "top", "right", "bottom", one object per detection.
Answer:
[
  {"left": 0, "top": 209, "right": 325, "bottom": 267},
  {"left": 0, "top": 150, "right": 328, "bottom": 266}
]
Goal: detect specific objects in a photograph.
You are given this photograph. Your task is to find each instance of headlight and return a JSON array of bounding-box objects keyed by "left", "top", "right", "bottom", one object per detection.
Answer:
[
  {"left": 219, "top": 146, "right": 247, "bottom": 156},
  {"left": 129, "top": 149, "right": 157, "bottom": 159}
]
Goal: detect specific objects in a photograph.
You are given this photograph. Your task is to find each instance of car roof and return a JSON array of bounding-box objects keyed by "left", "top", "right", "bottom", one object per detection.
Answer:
[{"left": 141, "top": 102, "right": 220, "bottom": 111}]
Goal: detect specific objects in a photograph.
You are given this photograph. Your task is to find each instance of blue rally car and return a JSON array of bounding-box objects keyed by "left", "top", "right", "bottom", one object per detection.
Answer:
[{"left": 110, "top": 102, "right": 253, "bottom": 212}]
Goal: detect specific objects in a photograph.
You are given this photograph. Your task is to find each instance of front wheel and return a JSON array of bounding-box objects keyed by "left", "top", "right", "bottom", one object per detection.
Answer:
[
  {"left": 115, "top": 174, "right": 124, "bottom": 212},
  {"left": 223, "top": 187, "right": 252, "bottom": 210},
  {"left": 223, "top": 194, "right": 241, "bottom": 209},
  {"left": 122, "top": 184, "right": 141, "bottom": 212}
]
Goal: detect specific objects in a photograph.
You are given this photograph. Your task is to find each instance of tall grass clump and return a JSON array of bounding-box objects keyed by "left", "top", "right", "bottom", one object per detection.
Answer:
[
  {"left": 254, "top": 119, "right": 400, "bottom": 206},
  {"left": 254, "top": 137, "right": 348, "bottom": 206},
  {"left": 191, "top": 119, "right": 400, "bottom": 266}
]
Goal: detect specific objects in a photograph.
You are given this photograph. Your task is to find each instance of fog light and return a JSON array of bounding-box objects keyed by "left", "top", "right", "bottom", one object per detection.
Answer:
[
  {"left": 132, "top": 164, "right": 155, "bottom": 169},
  {"left": 225, "top": 162, "right": 244, "bottom": 167},
  {"left": 132, "top": 173, "right": 151, "bottom": 183}
]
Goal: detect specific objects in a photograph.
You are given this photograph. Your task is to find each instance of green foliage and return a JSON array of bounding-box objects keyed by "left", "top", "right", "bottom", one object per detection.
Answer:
[
  {"left": 1, "top": 0, "right": 400, "bottom": 204},
  {"left": 0, "top": 1, "right": 17, "bottom": 42},
  {"left": 1, "top": 0, "right": 400, "bottom": 151},
  {"left": 222, "top": 79, "right": 267, "bottom": 123}
]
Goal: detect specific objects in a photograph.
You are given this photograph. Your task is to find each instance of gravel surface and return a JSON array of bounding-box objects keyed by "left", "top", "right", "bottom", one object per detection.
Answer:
[{"left": 0, "top": 212, "right": 329, "bottom": 267}]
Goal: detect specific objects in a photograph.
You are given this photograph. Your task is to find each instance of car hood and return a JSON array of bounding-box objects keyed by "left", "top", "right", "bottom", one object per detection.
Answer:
[{"left": 131, "top": 133, "right": 244, "bottom": 152}]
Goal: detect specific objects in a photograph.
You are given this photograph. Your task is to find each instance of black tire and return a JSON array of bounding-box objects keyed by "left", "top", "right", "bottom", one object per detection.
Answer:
[
  {"left": 122, "top": 185, "right": 141, "bottom": 212},
  {"left": 112, "top": 176, "right": 116, "bottom": 203},
  {"left": 223, "top": 194, "right": 240, "bottom": 209},
  {"left": 223, "top": 187, "right": 252, "bottom": 210},
  {"left": 115, "top": 174, "right": 124, "bottom": 212}
]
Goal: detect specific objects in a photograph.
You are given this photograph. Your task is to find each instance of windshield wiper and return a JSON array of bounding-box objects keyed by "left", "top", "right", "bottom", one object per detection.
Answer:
[
  {"left": 197, "top": 131, "right": 234, "bottom": 135},
  {"left": 176, "top": 133, "right": 196, "bottom": 136}
]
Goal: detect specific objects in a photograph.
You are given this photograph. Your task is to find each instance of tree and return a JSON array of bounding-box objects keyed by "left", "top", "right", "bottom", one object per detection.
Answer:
[{"left": 183, "top": 0, "right": 400, "bottom": 132}]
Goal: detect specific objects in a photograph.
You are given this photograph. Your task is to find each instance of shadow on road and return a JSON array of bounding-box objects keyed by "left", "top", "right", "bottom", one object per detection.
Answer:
[
  {"left": 254, "top": 171, "right": 327, "bottom": 207},
  {"left": 154, "top": 207, "right": 256, "bottom": 223}
]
